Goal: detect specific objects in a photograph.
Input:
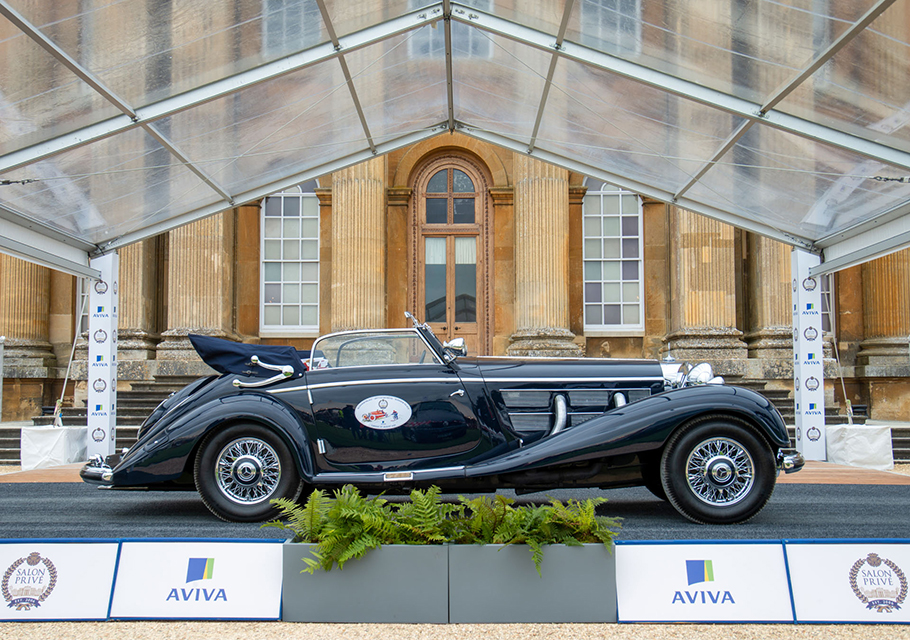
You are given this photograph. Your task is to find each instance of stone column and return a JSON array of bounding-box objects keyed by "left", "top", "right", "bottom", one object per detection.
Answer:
[
  {"left": 0, "top": 255, "right": 55, "bottom": 419},
  {"left": 489, "top": 187, "right": 514, "bottom": 355},
  {"left": 0, "top": 255, "right": 55, "bottom": 369},
  {"left": 507, "top": 154, "right": 582, "bottom": 357},
  {"left": 157, "top": 212, "right": 235, "bottom": 376},
  {"left": 387, "top": 186, "right": 412, "bottom": 327},
  {"left": 664, "top": 208, "right": 747, "bottom": 375},
  {"left": 117, "top": 239, "right": 160, "bottom": 381},
  {"left": 744, "top": 234, "right": 793, "bottom": 379},
  {"left": 330, "top": 157, "right": 386, "bottom": 332},
  {"left": 857, "top": 249, "right": 910, "bottom": 419}
]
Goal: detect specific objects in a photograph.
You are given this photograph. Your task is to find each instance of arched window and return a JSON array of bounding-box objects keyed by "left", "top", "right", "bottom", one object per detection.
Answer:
[{"left": 260, "top": 180, "right": 320, "bottom": 334}]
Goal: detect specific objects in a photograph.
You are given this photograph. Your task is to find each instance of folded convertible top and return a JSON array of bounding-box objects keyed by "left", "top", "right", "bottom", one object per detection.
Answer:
[{"left": 189, "top": 334, "right": 309, "bottom": 378}]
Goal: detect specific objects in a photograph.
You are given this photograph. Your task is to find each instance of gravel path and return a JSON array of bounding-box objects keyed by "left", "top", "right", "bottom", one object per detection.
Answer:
[{"left": 1, "top": 622, "right": 910, "bottom": 640}]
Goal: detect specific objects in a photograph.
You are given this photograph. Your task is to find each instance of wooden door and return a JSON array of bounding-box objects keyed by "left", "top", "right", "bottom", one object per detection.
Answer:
[{"left": 416, "top": 162, "right": 487, "bottom": 355}]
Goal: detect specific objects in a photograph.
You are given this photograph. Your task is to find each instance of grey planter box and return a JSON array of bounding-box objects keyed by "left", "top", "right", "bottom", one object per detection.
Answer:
[
  {"left": 281, "top": 542, "right": 617, "bottom": 623},
  {"left": 281, "top": 542, "right": 449, "bottom": 623},
  {"left": 448, "top": 544, "right": 617, "bottom": 623}
]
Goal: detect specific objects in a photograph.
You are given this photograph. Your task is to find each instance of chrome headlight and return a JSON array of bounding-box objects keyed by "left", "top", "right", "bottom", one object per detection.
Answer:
[
  {"left": 660, "top": 362, "right": 686, "bottom": 388},
  {"left": 683, "top": 362, "right": 725, "bottom": 386},
  {"left": 685, "top": 362, "right": 715, "bottom": 385}
]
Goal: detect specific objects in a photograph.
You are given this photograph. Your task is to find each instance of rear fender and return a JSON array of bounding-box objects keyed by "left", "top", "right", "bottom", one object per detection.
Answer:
[
  {"left": 465, "top": 384, "right": 787, "bottom": 477},
  {"left": 111, "top": 393, "right": 314, "bottom": 486}
]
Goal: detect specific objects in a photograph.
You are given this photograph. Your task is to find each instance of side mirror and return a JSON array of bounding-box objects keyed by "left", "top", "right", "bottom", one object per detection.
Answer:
[{"left": 443, "top": 337, "right": 467, "bottom": 358}]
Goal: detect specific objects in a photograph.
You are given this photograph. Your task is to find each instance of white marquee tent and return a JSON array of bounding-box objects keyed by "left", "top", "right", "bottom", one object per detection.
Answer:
[{"left": 1, "top": 0, "right": 910, "bottom": 279}]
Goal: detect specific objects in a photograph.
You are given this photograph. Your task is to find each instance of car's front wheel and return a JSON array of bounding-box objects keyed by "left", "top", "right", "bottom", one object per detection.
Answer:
[
  {"left": 660, "top": 417, "right": 776, "bottom": 524},
  {"left": 194, "top": 423, "right": 303, "bottom": 522}
]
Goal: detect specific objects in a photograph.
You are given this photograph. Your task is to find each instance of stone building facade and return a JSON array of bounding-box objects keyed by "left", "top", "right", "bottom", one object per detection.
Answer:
[{"left": 2, "top": 133, "right": 909, "bottom": 422}]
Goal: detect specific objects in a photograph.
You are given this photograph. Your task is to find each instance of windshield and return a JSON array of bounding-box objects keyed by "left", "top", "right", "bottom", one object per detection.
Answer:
[{"left": 310, "top": 330, "right": 442, "bottom": 369}]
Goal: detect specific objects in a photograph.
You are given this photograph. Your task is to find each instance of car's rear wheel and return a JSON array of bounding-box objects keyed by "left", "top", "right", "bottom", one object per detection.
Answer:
[
  {"left": 660, "top": 417, "right": 776, "bottom": 524},
  {"left": 194, "top": 423, "right": 303, "bottom": 522}
]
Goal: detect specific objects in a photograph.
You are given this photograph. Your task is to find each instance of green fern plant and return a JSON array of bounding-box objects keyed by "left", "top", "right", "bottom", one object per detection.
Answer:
[
  {"left": 306, "top": 485, "right": 398, "bottom": 572},
  {"left": 394, "top": 485, "right": 465, "bottom": 544},
  {"left": 262, "top": 490, "right": 330, "bottom": 542},
  {"left": 266, "top": 485, "right": 621, "bottom": 575},
  {"left": 455, "top": 494, "right": 622, "bottom": 575}
]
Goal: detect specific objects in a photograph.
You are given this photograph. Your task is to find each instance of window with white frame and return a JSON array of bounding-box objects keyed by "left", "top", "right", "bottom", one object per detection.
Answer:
[
  {"left": 261, "top": 181, "right": 319, "bottom": 334},
  {"left": 820, "top": 273, "right": 835, "bottom": 335},
  {"left": 262, "top": 0, "right": 323, "bottom": 56},
  {"left": 79, "top": 278, "right": 90, "bottom": 335},
  {"left": 580, "top": 0, "right": 642, "bottom": 57},
  {"left": 408, "top": 0, "right": 492, "bottom": 58},
  {"left": 583, "top": 180, "right": 643, "bottom": 332}
]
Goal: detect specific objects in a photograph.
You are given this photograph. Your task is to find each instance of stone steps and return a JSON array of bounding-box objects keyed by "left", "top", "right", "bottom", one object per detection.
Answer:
[{"left": 0, "top": 376, "right": 191, "bottom": 464}]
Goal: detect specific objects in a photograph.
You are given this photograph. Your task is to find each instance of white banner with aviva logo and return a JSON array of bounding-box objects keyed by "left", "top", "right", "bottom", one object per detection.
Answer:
[
  {"left": 615, "top": 542, "right": 794, "bottom": 622},
  {"left": 109, "top": 541, "right": 283, "bottom": 619},
  {"left": 786, "top": 542, "right": 910, "bottom": 623},
  {"left": 0, "top": 542, "right": 119, "bottom": 620}
]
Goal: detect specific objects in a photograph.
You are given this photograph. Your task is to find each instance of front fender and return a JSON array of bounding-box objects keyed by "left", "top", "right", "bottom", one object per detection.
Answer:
[
  {"left": 465, "top": 384, "right": 788, "bottom": 477},
  {"left": 110, "top": 392, "right": 315, "bottom": 486}
]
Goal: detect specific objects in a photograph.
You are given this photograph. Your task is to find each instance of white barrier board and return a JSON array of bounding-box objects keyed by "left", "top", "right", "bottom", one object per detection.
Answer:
[
  {"left": 616, "top": 542, "right": 794, "bottom": 622},
  {"left": 787, "top": 542, "right": 910, "bottom": 623},
  {"left": 110, "top": 541, "right": 283, "bottom": 619},
  {"left": 0, "top": 542, "right": 119, "bottom": 620}
]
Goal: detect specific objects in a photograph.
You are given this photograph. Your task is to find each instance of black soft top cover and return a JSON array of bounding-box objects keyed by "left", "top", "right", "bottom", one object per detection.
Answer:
[{"left": 189, "top": 334, "right": 308, "bottom": 378}]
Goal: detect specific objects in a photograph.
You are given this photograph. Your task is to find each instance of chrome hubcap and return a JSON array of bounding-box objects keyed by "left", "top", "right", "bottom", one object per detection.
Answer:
[
  {"left": 215, "top": 438, "right": 281, "bottom": 505},
  {"left": 685, "top": 437, "right": 754, "bottom": 506}
]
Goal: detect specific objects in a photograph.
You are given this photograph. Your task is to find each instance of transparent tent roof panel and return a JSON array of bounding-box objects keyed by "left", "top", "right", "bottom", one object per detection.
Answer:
[
  {"left": 535, "top": 56, "right": 748, "bottom": 191},
  {"left": 563, "top": 0, "right": 882, "bottom": 105},
  {"left": 777, "top": 4, "right": 910, "bottom": 150},
  {"left": 345, "top": 28, "right": 449, "bottom": 145},
  {"left": 0, "top": 22, "right": 122, "bottom": 155},
  {"left": 451, "top": 23, "right": 551, "bottom": 142},
  {"left": 322, "top": 0, "right": 417, "bottom": 39},
  {"left": 159, "top": 56, "right": 369, "bottom": 195},
  {"left": 686, "top": 124, "right": 910, "bottom": 239},
  {"left": 458, "top": 0, "right": 566, "bottom": 38},
  {"left": 0, "top": 127, "right": 222, "bottom": 243},
  {"left": 4, "top": 0, "right": 335, "bottom": 110}
]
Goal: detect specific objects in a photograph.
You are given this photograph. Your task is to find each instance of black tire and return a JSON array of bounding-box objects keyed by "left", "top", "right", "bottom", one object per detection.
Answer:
[
  {"left": 194, "top": 423, "right": 303, "bottom": 522},
  {"left": 641, "top": 456, "right": 667, "bottom": 501},
  {"left": 660, "top": 417, "right": 776, "bottom": 524},
  {"left": 643, "top": 470, "right": 668, "bottom": 501}
]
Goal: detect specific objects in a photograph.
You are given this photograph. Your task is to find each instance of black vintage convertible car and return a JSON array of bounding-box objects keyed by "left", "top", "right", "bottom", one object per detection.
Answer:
[{"left": 82, "top": 313, "right": 804, "bottom": 524}]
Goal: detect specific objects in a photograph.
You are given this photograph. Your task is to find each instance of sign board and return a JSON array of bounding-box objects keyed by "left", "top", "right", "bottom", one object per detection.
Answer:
[
  {"left": 87, "top": 252, "right": 119, "bottom": 458},
  {"left": 110, "top": 541, "right": 283, "bottom": 620},
  {"left": 791, "top": 248, "right": 826, "bottom": 460},
  {"left": 787, "top": 542, "right": 910, "bottom": 623},
  {"left": 0, "top": 541, "right": 119, "bottom": 621},
  {"left": 616, "top": 542, "right": 795, "bottom": 622}
]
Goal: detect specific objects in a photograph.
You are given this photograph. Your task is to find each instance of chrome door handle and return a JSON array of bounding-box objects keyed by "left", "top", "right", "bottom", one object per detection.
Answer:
[{"left": 449, "top": 389, "right": 465, "bottom": 397}]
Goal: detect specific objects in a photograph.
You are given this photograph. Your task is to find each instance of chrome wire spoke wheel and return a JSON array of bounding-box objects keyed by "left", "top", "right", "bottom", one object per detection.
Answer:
[
  {"left": 685, "top": 436, "right": 754, "bottom": 506},
  {"left": 215, "top": 437, "right": 282, "bottom": 505}
]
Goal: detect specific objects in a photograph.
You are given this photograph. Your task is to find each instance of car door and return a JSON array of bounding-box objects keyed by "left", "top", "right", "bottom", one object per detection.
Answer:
[{"left": 304, "top": 330, "right": 485, "bottom": 473}]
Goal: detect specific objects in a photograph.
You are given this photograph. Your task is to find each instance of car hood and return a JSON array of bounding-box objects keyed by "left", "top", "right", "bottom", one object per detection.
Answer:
[{"left": 459, "top": 356, "right": 665, "bottom": 381}]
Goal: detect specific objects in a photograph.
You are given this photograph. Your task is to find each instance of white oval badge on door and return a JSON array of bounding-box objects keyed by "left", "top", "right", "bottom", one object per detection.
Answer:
[{"left": 355, "top": 395, "right": 412, "bottom": 429}]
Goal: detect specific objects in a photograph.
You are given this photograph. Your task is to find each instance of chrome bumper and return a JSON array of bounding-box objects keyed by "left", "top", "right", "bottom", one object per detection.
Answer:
[
  {"left": 79, "top": 453, "right": 122, "bottom": 485},
  {"left": 777, "top": 449, "right": 805, "bottom": 474}
]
